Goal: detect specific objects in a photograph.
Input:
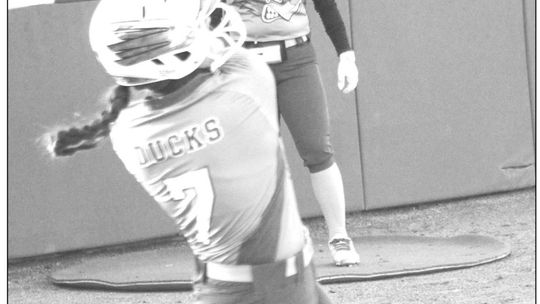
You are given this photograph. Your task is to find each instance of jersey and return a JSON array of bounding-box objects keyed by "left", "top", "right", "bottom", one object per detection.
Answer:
[
  {"left": 226, "top": 0, "right": 310, "bottom": 42},
  {"left": 109, "top": 50, "right": 305, "bottom": 265}
]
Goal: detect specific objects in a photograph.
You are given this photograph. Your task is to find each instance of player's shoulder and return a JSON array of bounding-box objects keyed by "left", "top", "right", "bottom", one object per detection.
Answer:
[
  {"left": 218, "top": 49, "right": 275, "bottom": 94},
  {"left": 210, "top": 49, "right": 278, "bottom": 129}
]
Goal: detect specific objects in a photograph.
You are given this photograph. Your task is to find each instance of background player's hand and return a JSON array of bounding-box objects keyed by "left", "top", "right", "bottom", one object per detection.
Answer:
[
  {"left": 337, "top": 50, "right": 358, "bottom": 94},
  {"left": 108, "top": 23, "right": 189, "bottom": 66}
]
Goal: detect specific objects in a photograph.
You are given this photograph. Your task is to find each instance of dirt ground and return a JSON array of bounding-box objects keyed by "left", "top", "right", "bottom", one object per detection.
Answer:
[{"left": 8, "top": 187, "right": 535, "bottom": 304}]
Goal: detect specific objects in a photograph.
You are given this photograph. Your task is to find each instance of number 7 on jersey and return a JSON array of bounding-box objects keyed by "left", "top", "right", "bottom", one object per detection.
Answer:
[{"left": 163, "top": 168, "right": 215, "bottom": 245}]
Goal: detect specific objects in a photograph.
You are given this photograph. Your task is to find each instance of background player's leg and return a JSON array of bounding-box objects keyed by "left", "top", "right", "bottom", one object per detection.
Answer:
[
  {"left": 311, "top": 164, "right": 359, "bottom": 265},
  {"left": 310, "top": 163, "right": 346, "bottom": 238}
]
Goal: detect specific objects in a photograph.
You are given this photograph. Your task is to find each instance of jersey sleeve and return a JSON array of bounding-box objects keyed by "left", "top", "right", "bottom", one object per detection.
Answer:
[{"left": 312, "top": 0, "right": 352, "bottom": 55}]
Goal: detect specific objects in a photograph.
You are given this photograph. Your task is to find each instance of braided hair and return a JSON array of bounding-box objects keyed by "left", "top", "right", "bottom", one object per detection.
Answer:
[{"left": 46, "top": 85, "right": 130, "bottom": 157}]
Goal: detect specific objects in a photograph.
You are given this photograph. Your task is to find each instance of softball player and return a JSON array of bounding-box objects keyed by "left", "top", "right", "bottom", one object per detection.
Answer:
[
  {"left": 46, "top": 0, "right": 332, "bottom": 303},
  {"left": 226, "top": 0, "right": 360, "bottom": 266}
]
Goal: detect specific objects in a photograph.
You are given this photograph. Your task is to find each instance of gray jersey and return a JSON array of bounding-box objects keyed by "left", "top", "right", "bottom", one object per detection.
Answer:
[{"left": 110, "top": 51, "right": 299, "bottom": 264}]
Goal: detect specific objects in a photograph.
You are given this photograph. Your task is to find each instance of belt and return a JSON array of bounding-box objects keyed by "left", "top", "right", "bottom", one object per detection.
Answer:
[
  {"left": 205, "top": 244, "right": 314, "bottom": 283},
  {"left": 243, "top": 35, "right": 310, "bottom": 49}
]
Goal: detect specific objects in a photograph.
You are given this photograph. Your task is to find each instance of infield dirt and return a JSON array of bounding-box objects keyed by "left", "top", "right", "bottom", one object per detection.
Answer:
[{"left": 8, "top": 187, "right": 535, "bottom": 304}]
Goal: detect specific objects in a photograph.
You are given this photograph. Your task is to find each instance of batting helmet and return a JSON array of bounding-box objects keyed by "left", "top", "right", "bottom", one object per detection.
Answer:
[{"left": 89, "top": 0, "right": 246, "bottom": 86}]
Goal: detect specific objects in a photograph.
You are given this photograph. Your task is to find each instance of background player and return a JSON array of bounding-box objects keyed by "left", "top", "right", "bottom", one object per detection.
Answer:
[
  {"left": 225, "top": 0, "right": 360, "bottom": 266},
  {"left": 44, "top": 0, "right": 333, "bottom": 303}
]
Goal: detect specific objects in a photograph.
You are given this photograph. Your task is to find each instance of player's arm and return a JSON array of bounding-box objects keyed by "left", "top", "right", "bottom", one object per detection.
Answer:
[
  {"left": 311, "top": 0, "right": 350, "bottom": 55},
  {"left": 311, "top": 0, "right": 358, "bottom": 94},
  {"left": 9, "top": 0, "right": 96, "bottom": 10}
]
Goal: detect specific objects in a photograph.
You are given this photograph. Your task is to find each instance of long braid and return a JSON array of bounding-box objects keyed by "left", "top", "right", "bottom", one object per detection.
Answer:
[{"left": 48, "top": 85, "right": 130, "bottom": 157}]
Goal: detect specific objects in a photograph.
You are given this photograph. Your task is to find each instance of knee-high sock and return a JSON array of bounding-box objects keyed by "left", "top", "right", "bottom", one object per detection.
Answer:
[{"left": 310, "top": 163, "right": 348, "bottom": 239}]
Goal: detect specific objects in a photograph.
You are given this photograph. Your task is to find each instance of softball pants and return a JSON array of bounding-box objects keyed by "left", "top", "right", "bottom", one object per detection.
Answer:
[{"left": 269, "top": 41, "right": 335, "bottom": 173}]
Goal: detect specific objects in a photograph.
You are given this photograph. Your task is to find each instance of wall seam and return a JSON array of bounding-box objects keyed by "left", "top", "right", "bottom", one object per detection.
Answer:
[
  {"left": 347, "top": 0, "right": 369, "bottom": 210},
  {"left": 520, "top": 0, "right": 535, "bottom": 147}
]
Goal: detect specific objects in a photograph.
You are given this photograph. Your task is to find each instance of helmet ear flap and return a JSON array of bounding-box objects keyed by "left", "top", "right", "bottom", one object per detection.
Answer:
[{"left": 204, "top": 2, "right": 246, "bottom": 71}]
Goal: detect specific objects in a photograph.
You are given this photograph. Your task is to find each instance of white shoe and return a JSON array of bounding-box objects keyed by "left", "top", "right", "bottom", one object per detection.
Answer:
[{"left": 328, "top": 237, "right": 360, "bottom": 266}]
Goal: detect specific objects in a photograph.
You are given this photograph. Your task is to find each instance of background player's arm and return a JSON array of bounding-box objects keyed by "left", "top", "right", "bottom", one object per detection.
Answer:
[{"left": 311, "top": 0, "right": 358, "bottom": 94}]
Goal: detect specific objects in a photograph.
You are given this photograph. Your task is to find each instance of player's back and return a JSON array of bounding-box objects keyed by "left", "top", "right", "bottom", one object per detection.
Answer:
[{"left": 110, "top": 50, "right": 305, "bottom": 265}]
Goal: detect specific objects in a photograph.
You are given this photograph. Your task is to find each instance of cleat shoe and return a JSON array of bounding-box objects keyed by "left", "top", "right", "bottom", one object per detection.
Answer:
[{"left": 328, "top": 237, "right": 360, "bottom": 266}]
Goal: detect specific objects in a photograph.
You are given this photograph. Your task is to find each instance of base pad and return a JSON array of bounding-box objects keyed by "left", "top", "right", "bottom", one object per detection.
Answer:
[{"left": 50, "top": 234, "right": 510, "bottom": 291}]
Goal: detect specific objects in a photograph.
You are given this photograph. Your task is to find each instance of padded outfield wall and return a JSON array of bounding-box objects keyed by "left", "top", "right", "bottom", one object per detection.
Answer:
[
  {"left": 8, "top": 1, "right": 534, "bottom": 258},
  {"left": 349, "top": 0, "right": 534, "bottom": 209}
]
